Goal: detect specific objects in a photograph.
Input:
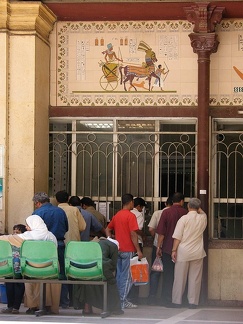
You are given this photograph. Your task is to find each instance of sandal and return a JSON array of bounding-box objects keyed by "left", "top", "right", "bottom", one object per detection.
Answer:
[{"left": 1, "top": 308, "right": 13, "bottom": 314}]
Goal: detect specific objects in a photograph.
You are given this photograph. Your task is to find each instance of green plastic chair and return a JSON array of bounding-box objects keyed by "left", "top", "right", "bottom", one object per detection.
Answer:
[
  {"left": 20, "top": 240, "right": 59, "bottom": 279},
  {"left": 65, "top": 241, "right": 103, "bottom": 280},
  {"left": 0, "top": 241, "right": 14, "bottom": 278}
]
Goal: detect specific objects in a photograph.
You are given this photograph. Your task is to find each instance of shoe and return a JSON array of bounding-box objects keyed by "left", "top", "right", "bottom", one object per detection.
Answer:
[
  {"left": 12, "top": 309, "right": 19, "bottom": 314},
  {"left": 147, "top": 296, "right": 157, "bottom": 306},
  {"left": 26, "top": 307, "right": 39, "bottom": 314},
  {"left": 111, "top": 309, "right": 124, "bottom": 315},
  {"left": 122, "top": 301, "right": 138, "bottom": 309},
  {"left": 1, "top": 308, "right": 13, "bottom": 314},
  {"left": 188, "top": 304, "right": 198, "bottom": 309},
  {"left": 170, "top": 303, "right": 181, "bottom": 308}
]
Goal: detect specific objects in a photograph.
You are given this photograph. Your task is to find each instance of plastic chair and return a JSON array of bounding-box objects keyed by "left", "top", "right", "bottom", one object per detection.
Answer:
[
  {"left": 0, "top": 241, "right": 14, "bottom": 278},
  {"left": 20, "top": 240, "right": 59, "bottom": 279},
  {"left": 65, "top": 241, "right": 103, "bottom": 280}
]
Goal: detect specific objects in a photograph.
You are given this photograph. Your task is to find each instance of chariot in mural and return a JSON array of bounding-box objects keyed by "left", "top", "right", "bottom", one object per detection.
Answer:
[
  {"left": 99, "top": 41, "right": 161, "bottom": 92},
  {"left": 99, "top": 61, "right": 121, "bottom": 91}
]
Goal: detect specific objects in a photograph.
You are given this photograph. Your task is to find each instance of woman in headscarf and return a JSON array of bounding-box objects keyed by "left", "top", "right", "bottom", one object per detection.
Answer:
[
  {"left": 0, "top": 215, "right": 61, "bottom": 314},
  {"left": 0, "top": 215, "right": 57, "bottom": 247}
]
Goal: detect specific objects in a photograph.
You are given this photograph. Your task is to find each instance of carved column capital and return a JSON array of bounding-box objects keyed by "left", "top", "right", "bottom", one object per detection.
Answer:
[
  {"left": 184, "top": 2, "right": 225, "bottom": 33},
  {"left": 0, "top": 0, "right": 56, "bottom": 43},
  {"left": 189, "top": 32, "right": 219, "bottom": 56}
]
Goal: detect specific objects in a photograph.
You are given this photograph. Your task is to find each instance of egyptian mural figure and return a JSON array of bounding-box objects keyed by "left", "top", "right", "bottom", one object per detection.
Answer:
[
  {"left": 55, "top": 20, "right": 243, "bottom": 107},
  {"left": 99, "top": 40, "right": 169, "bottom": 92}
]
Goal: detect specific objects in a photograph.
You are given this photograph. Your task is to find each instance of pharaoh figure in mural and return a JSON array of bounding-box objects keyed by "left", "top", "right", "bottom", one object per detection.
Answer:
[{"left": 99, "top": 43, "right": 123, "bottom": 90}]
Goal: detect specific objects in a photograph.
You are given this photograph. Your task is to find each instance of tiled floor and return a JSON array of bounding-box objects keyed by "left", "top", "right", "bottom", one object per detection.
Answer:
[{"left": 1, "top": 305, "right": 243, "bottom": 324}]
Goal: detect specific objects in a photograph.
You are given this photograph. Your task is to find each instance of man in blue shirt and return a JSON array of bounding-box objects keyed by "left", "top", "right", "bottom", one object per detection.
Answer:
[{"left": 32, "top": 192, "right": 69, "bottom": 307}]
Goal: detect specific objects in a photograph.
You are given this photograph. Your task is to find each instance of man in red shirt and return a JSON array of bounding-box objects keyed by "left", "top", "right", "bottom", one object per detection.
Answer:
[
  {"left": 106, "top": 193, "right": 143, "bottom": 309},
  {"left": 156, "top": 192, "right": 187, "bottom": 307}
]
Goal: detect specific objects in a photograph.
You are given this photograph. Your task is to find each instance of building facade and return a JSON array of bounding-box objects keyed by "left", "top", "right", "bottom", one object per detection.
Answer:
[{"left": 1, "top": 0, "right": 243, "bottom": 305}]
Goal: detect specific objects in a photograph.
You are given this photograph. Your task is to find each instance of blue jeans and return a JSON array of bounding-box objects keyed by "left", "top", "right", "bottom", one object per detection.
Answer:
[{"left": 116, "top": 251, "right": 134, "bottom": 306}]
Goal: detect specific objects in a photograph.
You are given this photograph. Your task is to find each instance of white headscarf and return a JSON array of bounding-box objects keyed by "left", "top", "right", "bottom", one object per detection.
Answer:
[{"left": 18, "top": 215, "right": 57, "bottom": 246}]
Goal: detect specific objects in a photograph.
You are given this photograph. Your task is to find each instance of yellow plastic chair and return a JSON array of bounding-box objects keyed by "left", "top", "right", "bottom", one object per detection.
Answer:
[
  {"left": 20, "top": 240, "right": 59, "bottom": 279},
  {"left": 0, "top": 241, "right": 14, "bottom": 278},
  {"left": 65, "top": 241, "right": 103, "bottom": 280}
]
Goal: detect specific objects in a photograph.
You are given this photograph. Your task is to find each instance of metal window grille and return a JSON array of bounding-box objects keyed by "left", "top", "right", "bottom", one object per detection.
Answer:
[
  {"left": 211, "top": 119, "right": 243, "bottom": 239},
  {"left": 49, "top": 118, "right": 196, "bottom": 220}
]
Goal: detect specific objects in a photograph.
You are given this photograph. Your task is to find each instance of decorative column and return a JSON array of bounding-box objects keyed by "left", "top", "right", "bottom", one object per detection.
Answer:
[
  {"left": 0, "top": 0, "right": 56, "bottom": 232},
  {"left": 184, "top": 2, "right": 224, "bottom": 214},
  {"left": 184, "top": 2, "right": 225, "bottom": 304}
]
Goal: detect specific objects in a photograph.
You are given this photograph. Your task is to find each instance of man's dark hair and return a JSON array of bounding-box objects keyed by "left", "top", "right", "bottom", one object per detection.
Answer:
[
  {"left": 134, "top": 197, "right": 146, "bottom": 208},
  {"left": 69, "top": 196, "right": 81, "bottom": 207},
  {"left": 80, "top": 197, "right": 95, "bottom": 207},
  {"left": 55, "top": 190, "right": 69, "bottom": 203},
  {"left": 166, "top": 196, "right": 173, "bottom": 206},
  {"left": 172, "top": 192, "right": 184, "bottom": 203},
  {"left": 122, "top": 193, "right": 133, "bottom": 206}
]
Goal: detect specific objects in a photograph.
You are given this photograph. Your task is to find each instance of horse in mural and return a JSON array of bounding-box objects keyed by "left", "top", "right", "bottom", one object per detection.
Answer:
[{"left": 119, "top": 41, "right": 160, "bottom": 91}]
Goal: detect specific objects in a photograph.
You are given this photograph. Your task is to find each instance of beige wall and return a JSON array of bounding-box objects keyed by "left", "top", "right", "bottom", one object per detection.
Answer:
[
  {"left": 208, "top": 248, "right": 243, "bottom": 303},
  {"left": 0, "top": 31, "right": 8, "bottom": 233},
  {"left": 0, "top": 0, "right": 56, "bottom": 233}
]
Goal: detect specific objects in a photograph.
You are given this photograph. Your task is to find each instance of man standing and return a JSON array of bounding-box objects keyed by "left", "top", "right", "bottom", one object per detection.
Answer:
[
  {"left": 129, "top": 197, "right": 146, "bottom": 304},
  {"left": 106, "top": 193, "right": 142, "bottom": 309},
  {"left": 55, "top": 190, "right": 86, "bottom": 308},
  {"left": 55, "top": 191, "right": 86, "bottom": 243},
  {"left": 147, "top": 197, "right": 173, "bottom": 305},
  {"left": 68, "top": 196, "right": 106, "bottom": 241},
  {"left": 80, "top": 197, "right": 107, "bottom": 237},
  {"left": 171, "top": 198, "right": 207, "bottom": 308},
  {"left": 156, "top": 192, "right": 187, "bottom": 307}
]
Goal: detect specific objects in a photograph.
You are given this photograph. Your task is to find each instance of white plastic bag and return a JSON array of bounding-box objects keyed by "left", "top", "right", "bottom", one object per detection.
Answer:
[{"left": 151, "top": 256, "right": 163, "bottom": 272}]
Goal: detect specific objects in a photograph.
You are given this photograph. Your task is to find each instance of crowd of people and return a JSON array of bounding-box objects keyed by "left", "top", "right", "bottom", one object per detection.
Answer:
[{"left": 0, "top": 190, "right": 207, "bottom": 315}]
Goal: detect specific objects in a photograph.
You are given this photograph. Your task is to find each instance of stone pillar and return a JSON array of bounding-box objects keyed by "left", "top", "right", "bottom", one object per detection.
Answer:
[
  {"left": 184, "top": 2, "right": 225, "bottom": 304},
  {"left": 0, "top": 0, "right": 56, "bottom": 232}
]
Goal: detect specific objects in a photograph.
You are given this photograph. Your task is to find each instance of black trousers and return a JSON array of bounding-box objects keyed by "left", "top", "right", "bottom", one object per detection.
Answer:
[
  {"left": 161, "top": 252, "right": 175, "bottom": 304},
  {"left": 6, "top": 282, "right": 25, "bottom": 310}
]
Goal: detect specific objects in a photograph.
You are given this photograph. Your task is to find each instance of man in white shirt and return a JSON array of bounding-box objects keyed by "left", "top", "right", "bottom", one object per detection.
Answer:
[
  {"left": 131, "top": 197, "right": 146, "bottom": 250},
  {"left": 171, "top": 198, "right": 207, "bottom": 309}
]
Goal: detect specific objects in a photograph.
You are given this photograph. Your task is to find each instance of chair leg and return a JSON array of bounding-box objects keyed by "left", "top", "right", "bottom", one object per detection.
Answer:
[{"left": 100, "top": 282, "right": 110, "bottom": 318}]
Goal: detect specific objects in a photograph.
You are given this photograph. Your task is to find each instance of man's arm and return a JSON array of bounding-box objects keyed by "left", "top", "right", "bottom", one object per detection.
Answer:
[
  {"left": 156, "top": 234, "right": 164, "bottom": 257},
  {"left": 131, "top": 231, "right": 143, "bottom": 260},
  {"left": 148, "top": 227, "right": 156, "bottom": 237},
  {"left": 171, "top": 238, "right": 180, "bottom": 262},
  {"left": 105, "top": 226, "right": 112, "bottom": 238}
]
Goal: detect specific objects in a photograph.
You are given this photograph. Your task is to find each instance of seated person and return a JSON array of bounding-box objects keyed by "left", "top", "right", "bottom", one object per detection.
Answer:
[{"left": 73, "top": 237, "right": 123, "bottom": 316}]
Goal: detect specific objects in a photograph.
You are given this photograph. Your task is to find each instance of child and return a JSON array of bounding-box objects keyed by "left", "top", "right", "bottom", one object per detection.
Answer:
[{"left": 1, "top": 224, "right": 26, "bottom": 314}]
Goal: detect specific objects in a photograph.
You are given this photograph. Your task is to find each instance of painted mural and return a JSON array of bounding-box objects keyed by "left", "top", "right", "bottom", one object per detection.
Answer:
[{"left": 50, "top": 20, "right": 243, "bottom": 107}]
